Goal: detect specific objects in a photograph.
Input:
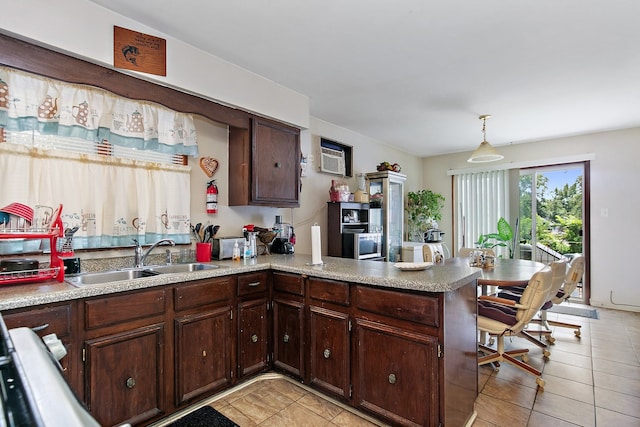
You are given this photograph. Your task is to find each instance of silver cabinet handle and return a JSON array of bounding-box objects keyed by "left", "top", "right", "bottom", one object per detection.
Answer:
[
  {"left": 31, "top": 323, "right": 49, "bottom": 332},
  {"left": 388, "top": 373, "right": 396, "bottom": 384},
  {"left": 323, "top": 348, "right": 331, "bottom": 359},
  {"left": 283, "top": 333, "right": 289, "bottom": 343},
  {"left": 126, "top": 377, "right": 136, "bottom": 389},
  {"left": 248, "top": 281, "right": 261, "bottom": 287},
  {"left": 251, "top": 334, "right": 258, "bottom": 343}
]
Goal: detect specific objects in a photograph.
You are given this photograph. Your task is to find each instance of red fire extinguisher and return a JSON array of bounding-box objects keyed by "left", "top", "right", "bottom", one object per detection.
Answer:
[{"left": 206, "top": 180, "right": 218, "bottom": 214}]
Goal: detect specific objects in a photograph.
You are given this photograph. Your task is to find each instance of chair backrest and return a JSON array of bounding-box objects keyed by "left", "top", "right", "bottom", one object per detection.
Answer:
[
  {"left": 515, "top": 268, "right": 553, "bottom": 325},
  {"left": 457, "top": 247, "right": 495, "bottom": 257},
  {"left": 553, "top": 255, "right": 585, "bottom": 304},
  {"left": 423, "top": 243, "right": 447, "bottom": 263},
  {"left": 548, "top": 259, "right": 568, "bottom": 302}
]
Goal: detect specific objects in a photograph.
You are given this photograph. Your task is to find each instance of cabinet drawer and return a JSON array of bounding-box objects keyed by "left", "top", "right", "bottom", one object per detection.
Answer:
[
  {"left": 174, "top": 277, "right": 233, "bottom": 311},
  {"left": 356, "top": 286, "right": 439, "bottom": 327},
  {"left": 273, "top": 272, "right": 304, "bottom": 296},
  {"left": 84, "top": 289, "right": 166, "bottom": 330},
  {"left": 237, "top": 271, "right": 269, "bottom": 297},
  {"left": 308, "top": 278, "right": 349, "bottom": 306},
  {"left": 3, "top": 304, "right": 72, "bottom": 338}
]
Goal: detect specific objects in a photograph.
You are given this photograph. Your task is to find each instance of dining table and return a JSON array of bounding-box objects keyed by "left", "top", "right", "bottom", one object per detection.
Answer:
[
  {"left": 447, "top": 256, "right": 546, "bottom": 346},
  {"left": 446, "top": 256, "right": 546, "bottom": 295}
]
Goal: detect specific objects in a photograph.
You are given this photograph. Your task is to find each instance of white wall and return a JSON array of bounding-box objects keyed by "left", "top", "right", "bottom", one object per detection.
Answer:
[
  {"left": 422, "top": 128, "right": 640, "bottom": 312},
  {"left": 2, "top": 0, "right": 424, "bottom": 262},
  {"left": 189, "top": 116, "right": 422, "bottom": 256},
  {"left": 2, "top": 0, "right": 309, "bottom": 129}
]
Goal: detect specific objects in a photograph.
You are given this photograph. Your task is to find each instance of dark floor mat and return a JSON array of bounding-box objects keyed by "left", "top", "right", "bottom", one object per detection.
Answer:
[{"left": 168, "top": 405, "right": 239, "bottom": 427}]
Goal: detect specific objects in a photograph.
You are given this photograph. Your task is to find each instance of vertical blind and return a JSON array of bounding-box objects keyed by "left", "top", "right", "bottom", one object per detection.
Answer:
[{"left": 454, "top": 170, "right": 510, "bottom": 257}]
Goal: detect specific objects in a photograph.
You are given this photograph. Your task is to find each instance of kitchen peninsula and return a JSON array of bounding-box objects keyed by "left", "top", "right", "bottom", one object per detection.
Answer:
[{"left": 0, "top": 255, "right": 480, "bottom": 427}]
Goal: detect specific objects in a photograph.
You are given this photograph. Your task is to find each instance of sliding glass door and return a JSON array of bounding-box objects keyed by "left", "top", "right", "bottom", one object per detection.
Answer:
[{"left": 519, "top": 163, "right": 587, "bottom": 302}]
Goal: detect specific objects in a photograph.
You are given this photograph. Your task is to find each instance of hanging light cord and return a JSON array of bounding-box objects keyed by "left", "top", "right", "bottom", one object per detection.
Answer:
[{"left": 480, "top": 114, "right": 490, "bottom": 142}]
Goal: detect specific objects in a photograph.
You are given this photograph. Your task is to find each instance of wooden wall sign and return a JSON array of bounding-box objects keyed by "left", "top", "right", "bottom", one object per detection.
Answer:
[{"left": 113, "top": 26, "right": 166, "bottom": 76}]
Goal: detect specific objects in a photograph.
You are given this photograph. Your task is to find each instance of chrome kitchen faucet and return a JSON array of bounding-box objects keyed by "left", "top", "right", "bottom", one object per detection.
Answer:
[{"left": 133, "top": 238, "right": 175, "bottom": 268}]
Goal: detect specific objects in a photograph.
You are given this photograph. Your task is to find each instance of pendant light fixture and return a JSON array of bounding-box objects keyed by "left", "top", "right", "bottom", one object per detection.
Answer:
[{"left": 467, "top": 114, "right": 504, "bottom": 163}]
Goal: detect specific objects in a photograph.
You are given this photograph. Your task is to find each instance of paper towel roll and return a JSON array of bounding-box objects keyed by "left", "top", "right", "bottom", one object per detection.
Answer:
[{"left": 311, "top": 224, "right": 323, "bottom": 265}]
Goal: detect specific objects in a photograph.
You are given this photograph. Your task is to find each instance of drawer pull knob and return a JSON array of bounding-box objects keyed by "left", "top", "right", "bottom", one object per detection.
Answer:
[
  {"left": 275, "top": 162, "right": 281, "bottom": 168},
  {"left": 251, "top": 334, "right": 258, "bottom": 343},
  {"left": 126, "top": 377, "right": 136, "bottom": 389},
  {"left": 202, "top": 350, "right": 207, "bottom": 357},
  {"left": 283, "top": 333, "right": 289, "bottom": 343},
  {"left": 323, "top": 348, "right": 331, "bottom": 359},
  {"left": 248, "top": 281, "right": 261, "bottom": 287},
  {"left": 388, "top": 373, "right": 396, "bottom": 384}
]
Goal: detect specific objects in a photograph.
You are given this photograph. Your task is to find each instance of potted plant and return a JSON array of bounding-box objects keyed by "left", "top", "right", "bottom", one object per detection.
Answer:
[
  {"left": 406, "top": 189, "right": 445, "bottom": 242},
  {"left": 475, "top": 217, "right": 515, "bottom": 258}
]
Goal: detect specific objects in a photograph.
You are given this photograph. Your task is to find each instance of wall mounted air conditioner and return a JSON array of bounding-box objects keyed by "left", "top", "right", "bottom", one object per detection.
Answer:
[{"left": 320, "top": 146, "right": 346, "bottom": 176}]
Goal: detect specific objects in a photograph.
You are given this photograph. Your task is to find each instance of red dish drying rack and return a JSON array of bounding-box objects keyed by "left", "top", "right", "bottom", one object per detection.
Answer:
[{"left": 0, "top": 204, "right": 65, "bottom": 284}]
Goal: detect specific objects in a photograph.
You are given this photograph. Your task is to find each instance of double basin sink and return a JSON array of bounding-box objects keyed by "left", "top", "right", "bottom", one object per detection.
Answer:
[{"left": 66, "top": 263, "right": 219, "bottom": 287}]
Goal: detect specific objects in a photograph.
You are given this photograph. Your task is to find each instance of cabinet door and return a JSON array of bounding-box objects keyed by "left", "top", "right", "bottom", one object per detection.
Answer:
[
  {"left": 251, "top": 118, "right": 300, "bottom": 207},
  {"left": 309, "top": 306, "right": 350, "bottom": 399},
  {"left": 175, "top": 306, "right": 232, "bottom": 404},
  {"left": 3, "top": 303, "right": 77, "bottom": 394},
  {"left": 85, "top": 324, "right": 165, "bottom": 427},
  {"left": 238, "top": 297, "right": 269, "bottom": 378},
  {"left": 273, "top": 297, "right": 304, "bottom": 378},
  {"left": 354, "top": 319, "right": 439, "bottom": 427}
]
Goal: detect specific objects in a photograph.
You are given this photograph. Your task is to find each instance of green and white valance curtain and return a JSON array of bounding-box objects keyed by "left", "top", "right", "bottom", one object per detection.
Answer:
[
  {"left": 0, "top": 66, "right": 195, "bottom": 250},
  {"left": 0, "top": 66, "right": 198, "bottom": 156}
]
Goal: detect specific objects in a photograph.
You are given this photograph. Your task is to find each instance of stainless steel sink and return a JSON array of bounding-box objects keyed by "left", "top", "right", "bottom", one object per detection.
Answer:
[
  {"left": 66, "top": 263, "right": 218, "bottom": 287},
  {"left": 148, "top": 263, "right": 219, "bottom": 274},
  {"left": 66, "top": 269, "right": 160, "bottom": 286}
]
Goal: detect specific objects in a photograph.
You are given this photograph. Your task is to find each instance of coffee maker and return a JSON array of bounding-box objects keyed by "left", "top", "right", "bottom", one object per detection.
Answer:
[{"left": 270, "top": 216, "right": 295, "bottom": 254}]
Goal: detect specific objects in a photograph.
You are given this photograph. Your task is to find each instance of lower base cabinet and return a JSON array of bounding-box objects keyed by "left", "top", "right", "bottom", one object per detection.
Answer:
[
  {"left": 3, "top": 269, "right": 475, "bottom": 426},
  {"left": 309, "top": 306, "right": 350, "bottom": 400},
  {"left": 354, "top": 319, "right": 439, "bottom": 427},
  {"left": 272, "top": 297, "right": 305, "bottom": 377},
  {"left": 238, "top": 297, "right": 269, "bottom": 378},
  {"left": 174, "top": 307, "right": 232, "bottom": 404},
  {"left": 85, "top": 324, "right": 165, "bottom": 427}
]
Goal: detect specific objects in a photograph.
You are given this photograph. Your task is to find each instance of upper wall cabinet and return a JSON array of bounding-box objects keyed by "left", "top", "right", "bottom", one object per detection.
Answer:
[{"left": 229, "top": 118, "right": 301, "bottom": 207}]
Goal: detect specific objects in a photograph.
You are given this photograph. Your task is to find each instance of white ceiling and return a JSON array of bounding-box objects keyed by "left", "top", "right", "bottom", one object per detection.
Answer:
[{"left": 89, "top": 0, "right": 640, "bottom": 157}]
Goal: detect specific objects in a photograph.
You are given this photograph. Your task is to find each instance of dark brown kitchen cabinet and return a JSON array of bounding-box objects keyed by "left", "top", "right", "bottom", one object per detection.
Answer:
[
  {"left": 228, "top": 117, "right": 301, "bottom": 207},
  {"left": 82, "top": 289, "right": 167, "bottom": 427},
  {"left": 237, "top": 297, "right": 269, "bottom": 378},
  {"left": 173, "top": 277, "right": 234, "bottom": 405},
  {"left": 354, "top": 319, "right": 439, "bottom": 427},
  {"left": 237, "top": 271, "right": 270, "bottom": 378},
  {"left": 307, "top": 277, "right": 351, "bottom": 400},
  {"left": 308, "top": 306, "right": 350, "bottom": 400},
  {"left": 85, "top": 325, "right": 165, "bottom": 427},
  {"left": 175, "top": 308, "right": 232, "bottom": 404},
  {"left": 272, "top": 272, "right": 305, "bottom": 379},
  {"left": 2, "top": 302, "right": 79, "bottom": 396}
]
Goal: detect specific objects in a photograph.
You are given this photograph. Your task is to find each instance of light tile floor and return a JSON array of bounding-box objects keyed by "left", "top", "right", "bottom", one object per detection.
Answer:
[
  {"left": 159, "top": 304, "right": 640, "bottom": 426},
  {"left": 474, "top": 304, "right": 640, "bottom": 427}
]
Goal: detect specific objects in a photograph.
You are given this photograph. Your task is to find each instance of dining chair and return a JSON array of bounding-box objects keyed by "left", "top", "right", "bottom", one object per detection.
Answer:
[
  {"left": 490, "top": 260, "right": 566, "bottom": 359},
  {"left": 477, "top": 267, "right": 552, "bottom": 390},
  {"left": 530, "top": 255, "right": 585, "bottom": 340}
]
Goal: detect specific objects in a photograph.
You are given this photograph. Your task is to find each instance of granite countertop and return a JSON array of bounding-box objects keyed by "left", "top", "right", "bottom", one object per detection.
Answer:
[{"left": 0, "top": 254, "right": 480, "bottom": 311}]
